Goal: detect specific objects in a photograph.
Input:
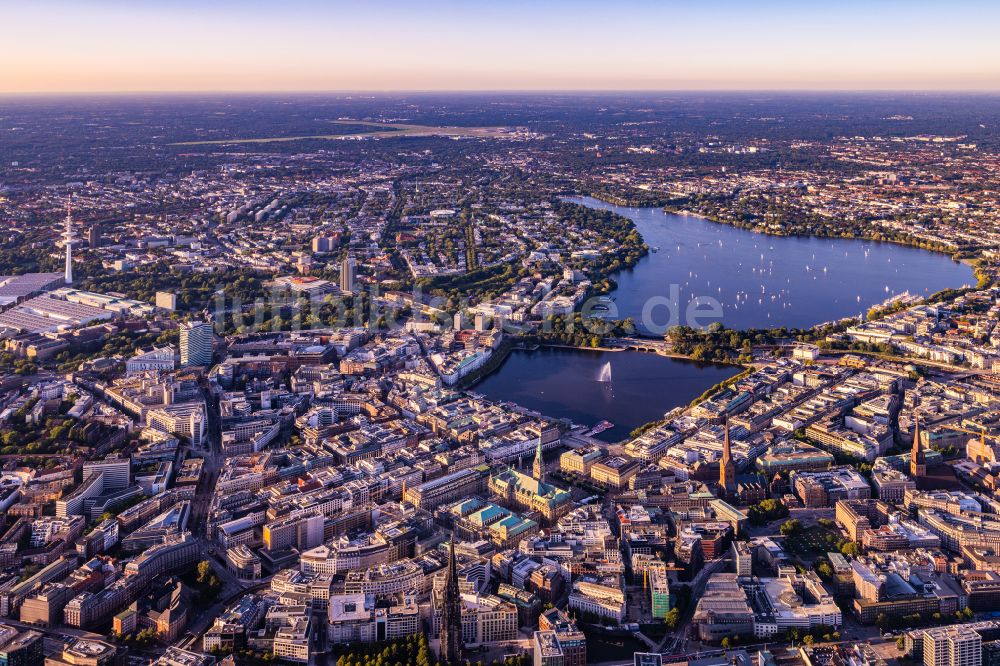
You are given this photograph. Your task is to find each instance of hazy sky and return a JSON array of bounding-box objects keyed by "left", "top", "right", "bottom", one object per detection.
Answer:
[{"left": 4, "top": 0, "right": 1000, "bottom": 93}]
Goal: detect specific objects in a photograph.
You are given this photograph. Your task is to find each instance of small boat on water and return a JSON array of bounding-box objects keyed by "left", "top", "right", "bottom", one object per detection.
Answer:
[
  {"left": 591, "top": 296, "right": 614, "bottom": 313},
  {"left": 586, "top": 420, "right": 614, "bottom": 436}
]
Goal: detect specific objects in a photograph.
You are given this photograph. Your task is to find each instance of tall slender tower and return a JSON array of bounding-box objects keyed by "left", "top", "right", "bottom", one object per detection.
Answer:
[
  {"left": 340, "top": 255, "right": 356, "bottom": 294},
  {"left": 720, "top": 415, "right": 736, "bottom": 497},
  {"left": 532, "top": 438, "right": 545, "bottom": 483},
  {"left": 179, "top": 321, "right": 214, "bottom": 367},
  {"left": 62, "top": 197, "right": 75, "bottom": 285},
  {"left": 910, "top": 416, "right": 926, "bottom": 479},
  {"left": 439, "top": 537, "right": 463, "bottom": 666}
]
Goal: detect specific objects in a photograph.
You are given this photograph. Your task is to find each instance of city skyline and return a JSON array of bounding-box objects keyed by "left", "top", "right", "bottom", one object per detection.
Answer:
[
  {"left": 3, "top": 0, "right": 1000, "bottom": 93},
  {"left": 5, "top": 45, "right": 1000, "bottom": 666}
]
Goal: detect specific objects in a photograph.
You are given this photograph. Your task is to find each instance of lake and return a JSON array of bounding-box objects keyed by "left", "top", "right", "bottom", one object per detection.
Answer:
[
  {"left": 476, "top": 198, "right": 973, "bottom": 439},
  {"left": 473, "top": 346, "right": 739, "bottom": 442},
  {"left": 570, "top": 196, "right": 975, "bottom": 334}
]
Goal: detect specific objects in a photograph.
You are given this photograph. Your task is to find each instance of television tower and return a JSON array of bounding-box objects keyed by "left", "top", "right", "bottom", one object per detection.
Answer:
[{"left": 62, "top": 197, "right": 75, "bottom": 285}]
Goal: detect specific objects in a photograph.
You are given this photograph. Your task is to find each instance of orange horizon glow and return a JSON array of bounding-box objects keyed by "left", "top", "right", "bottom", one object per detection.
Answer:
[{"left": 3, "top": 1, "right": 1000, "bottom": 94}]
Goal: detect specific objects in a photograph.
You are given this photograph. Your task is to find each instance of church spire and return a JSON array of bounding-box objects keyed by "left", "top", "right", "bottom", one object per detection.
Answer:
[
  {"left": 720, "top": 414, "right": 736, "bottom": 497},
  {"left": 439, "top": 535, "right": 463, "bottom": 666},
  {"left": 910, "top": 416, "right": 926, "bottom": 478},
  {"left": 532, "top": 438, "right": 544, "bottom": 482}
]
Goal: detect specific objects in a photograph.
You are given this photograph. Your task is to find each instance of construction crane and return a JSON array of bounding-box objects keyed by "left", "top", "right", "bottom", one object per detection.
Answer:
[
  {"left": 941, "top": 423, "right": 987, "bottom": 441},
  {"left": 940, "top": 423, "right": 991, "bottom": 462},
  {"left": 642, "top": 564, "right": 687, "bottom": 589}
]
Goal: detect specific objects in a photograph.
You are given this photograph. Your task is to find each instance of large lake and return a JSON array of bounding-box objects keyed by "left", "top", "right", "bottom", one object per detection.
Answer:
[
  {"left": 473, "top": 347, "right": 739, "bottom": 442},
  {"left": 475, "top": 199, "right": 974, "bottom": 437},
  {"left": 570, "top": 196, "right": 975, "bottom": 333}
]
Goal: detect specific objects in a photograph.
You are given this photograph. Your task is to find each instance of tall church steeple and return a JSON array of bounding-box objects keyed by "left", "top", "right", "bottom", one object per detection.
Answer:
[
  {"left": 720, "top": 414, "right": 736, "bottom": 497},
  {"left": 910, "top": 416, "right": 926, "bottom": 479},
  {"left": 532, "top": 438, "right": 544, "bottom": 482},
  {"left": 439, "top": 536, "right": 463, "bottom": 666}
]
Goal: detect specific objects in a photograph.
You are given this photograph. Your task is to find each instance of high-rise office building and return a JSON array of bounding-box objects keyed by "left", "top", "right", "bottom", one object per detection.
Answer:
[
  {"left": 732, "top": 540, "right": 753, "bottom": 577},
  {"left": 82, "top": 458, "right": 131, "bottom": 491},
  {"left": 0, "top": 627, "right": 44, "bottom": 666},
  {"left": 340, "top": 256, "right": 356, "bottom": 294},
  {"left": 648, "top": 561, "right": 672, "bottom": 619},
  {"left": 179, "top": 321, "right": 213, "bottom": 367},
  {"left": 312, "top": 236, "right": 339, "bottom": 254},
  {"left": 155, "top": 292, "right": 178, "bottom": 311},
  {"left": 923, "top": 626, "right": 981, "bottom": 666}
]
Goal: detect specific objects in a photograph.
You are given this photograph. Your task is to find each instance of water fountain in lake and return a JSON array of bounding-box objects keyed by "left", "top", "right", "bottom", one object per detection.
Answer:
[{"left": 597, "top": 361, "right": 612, "bottom": 383}]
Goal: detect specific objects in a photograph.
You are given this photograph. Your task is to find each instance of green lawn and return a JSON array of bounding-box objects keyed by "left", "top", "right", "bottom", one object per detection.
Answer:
[{"left": 785, "top": 524, "right": 846, "bottom": 556}]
